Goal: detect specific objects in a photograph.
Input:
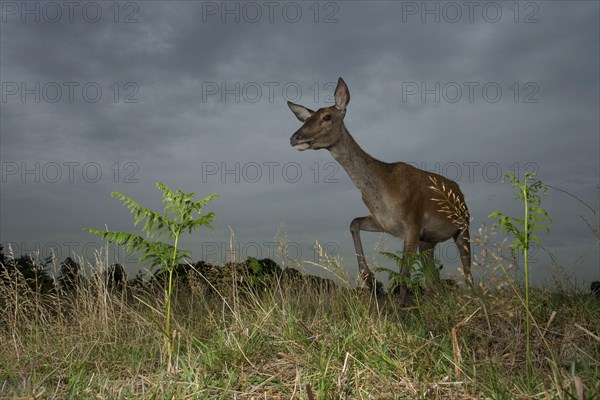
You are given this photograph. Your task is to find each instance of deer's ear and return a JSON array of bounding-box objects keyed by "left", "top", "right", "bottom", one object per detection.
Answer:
[
  {"left": 287, "top": 101, "right": 314, "bottom": 122},
  {"left": 334, "top": 78, "right": 350, "bottom": 111}
]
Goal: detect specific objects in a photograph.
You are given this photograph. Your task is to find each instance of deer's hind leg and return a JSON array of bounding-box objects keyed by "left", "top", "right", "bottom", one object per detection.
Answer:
[{"left": 454, "top": 229, "right": 472, "bottom": 287}]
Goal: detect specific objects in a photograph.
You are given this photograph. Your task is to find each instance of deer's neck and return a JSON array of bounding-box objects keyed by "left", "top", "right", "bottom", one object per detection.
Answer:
[{"left": 329, "top": 127, "right": 388, "bottom": 192}]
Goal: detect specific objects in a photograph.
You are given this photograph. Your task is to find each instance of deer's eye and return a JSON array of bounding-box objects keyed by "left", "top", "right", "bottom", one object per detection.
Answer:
[{"left": 323, "top": 114, "right": 332, "bottom": 121}]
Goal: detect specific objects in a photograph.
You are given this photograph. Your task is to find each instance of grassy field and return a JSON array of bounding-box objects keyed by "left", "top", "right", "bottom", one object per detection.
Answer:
[{"left": 1, "top": 244, "right": 599, "bottom": 399}]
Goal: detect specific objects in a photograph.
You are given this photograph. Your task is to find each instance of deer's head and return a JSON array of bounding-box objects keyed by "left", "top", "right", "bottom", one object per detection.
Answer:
[{"left": 288, "top": 78, "right": 350, "bottom": 151}]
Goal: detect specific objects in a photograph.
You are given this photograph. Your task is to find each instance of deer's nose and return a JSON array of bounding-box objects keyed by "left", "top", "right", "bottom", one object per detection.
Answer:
[{"left": 290, "top": 132, "right": 302, "bottom": 146}]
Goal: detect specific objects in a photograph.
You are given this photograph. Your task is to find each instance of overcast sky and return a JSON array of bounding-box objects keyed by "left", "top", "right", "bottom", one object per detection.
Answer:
[{"left": 1, "top": 1, "right": 598, "bottom": 287}]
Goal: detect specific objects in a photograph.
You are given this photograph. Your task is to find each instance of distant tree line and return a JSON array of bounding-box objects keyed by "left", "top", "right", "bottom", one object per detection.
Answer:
[
  {"left": 0, "top": 244, "right": 130, "bottom": 294},
  {"left": 2, "top": 244, "right": 598, "bottom": 298},
  {"left": 0, "top": 244, "right": 327, "bottom": 297}
]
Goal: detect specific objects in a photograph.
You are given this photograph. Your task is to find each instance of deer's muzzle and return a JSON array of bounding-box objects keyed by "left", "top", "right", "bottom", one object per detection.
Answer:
[{"left": 290, "top": 131, "right": 311, "bottom": 151}]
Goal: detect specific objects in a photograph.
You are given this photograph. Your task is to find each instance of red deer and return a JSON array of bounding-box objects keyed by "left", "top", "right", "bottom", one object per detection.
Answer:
[{"left": 288, "top": 78, "right": 472, "bottom": 299}]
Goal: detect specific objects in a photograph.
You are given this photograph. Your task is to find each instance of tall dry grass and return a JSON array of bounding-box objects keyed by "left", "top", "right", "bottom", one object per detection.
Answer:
[{"left": 1, "top": 233, "right": 599, "bottom": 399}]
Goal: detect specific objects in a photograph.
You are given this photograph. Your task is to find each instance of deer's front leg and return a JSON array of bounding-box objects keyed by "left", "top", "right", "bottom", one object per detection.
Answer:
[
  {"left": 350, "top": 215, "right": 385, "bottom": 294},
  {"left": 419, "top": 241, "right": 440, "bottom": 287}
]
